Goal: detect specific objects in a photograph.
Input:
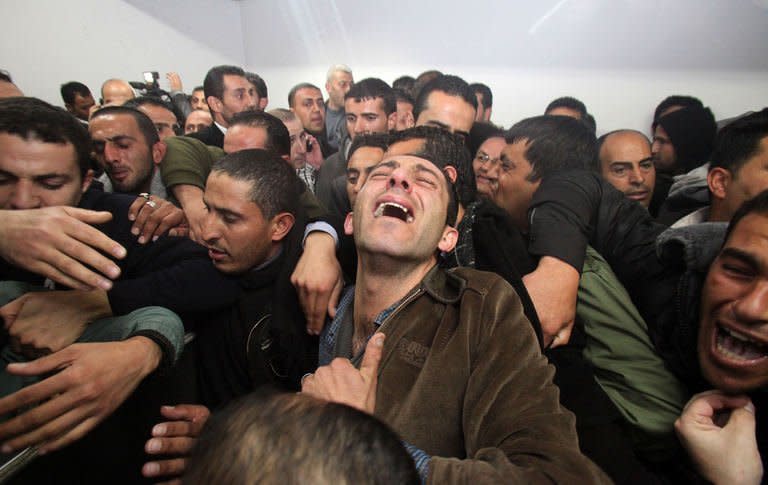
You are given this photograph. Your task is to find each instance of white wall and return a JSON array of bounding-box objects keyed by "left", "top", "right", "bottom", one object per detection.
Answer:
[
  {"left": 2, "top": 0, "right": 767, "bottom": 135},
  {"left": 1, "top": 0, "right": 244, "bottom": 106}
]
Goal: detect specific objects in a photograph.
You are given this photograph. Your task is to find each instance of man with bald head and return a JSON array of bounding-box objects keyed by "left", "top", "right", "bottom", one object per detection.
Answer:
[
  {"left": 100, "top": 79, "right": 135, "bottom": 107},
  {"left": 596, "top": 130, "right": 655, "bottom": 208}
]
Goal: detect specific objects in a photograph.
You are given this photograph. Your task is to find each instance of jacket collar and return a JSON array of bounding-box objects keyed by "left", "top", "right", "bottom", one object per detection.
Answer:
[{"left": 420, "top": 264, "right": 466, "bottom": 304}]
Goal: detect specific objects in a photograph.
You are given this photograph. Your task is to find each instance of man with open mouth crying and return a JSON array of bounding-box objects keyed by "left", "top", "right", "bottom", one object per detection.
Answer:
[
  {"left": 674, "top": 189, "right": 768, "bottom": 485},
  {"left": 300, "top": 126, "right": 609, "bottom": 484}
]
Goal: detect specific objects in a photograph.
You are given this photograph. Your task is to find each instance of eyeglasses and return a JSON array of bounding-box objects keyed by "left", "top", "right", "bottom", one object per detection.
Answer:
[{"left": 475, "top": 152, "right": 501, "bottom": 167}]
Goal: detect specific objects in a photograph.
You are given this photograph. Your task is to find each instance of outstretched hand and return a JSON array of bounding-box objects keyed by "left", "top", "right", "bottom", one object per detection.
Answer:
[
  {"left": 0, "top": 207, "right": 125, "bottom": 290},
  {"left": 142, "top": 404, "right": 211, "bottom": 484}
]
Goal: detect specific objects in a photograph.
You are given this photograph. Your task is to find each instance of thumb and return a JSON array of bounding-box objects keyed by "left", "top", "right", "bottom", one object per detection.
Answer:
[
  {"left": 6, "top": 348, "right": 69, "bottom": 376},
  {"left": 724, "top": 402, "right": 757, "bottom": 434},
  {"left": 327, "top": 276, "right": 344, "bottom": 319},
  {"left": 360, "top": 333, "right": 385, "bottom": 382},
  {"left": 63, "top": 207, "right": 114, "bottom": 224},
  {"left": 0, "top": 297, "right": 24, "bottom": 329}
]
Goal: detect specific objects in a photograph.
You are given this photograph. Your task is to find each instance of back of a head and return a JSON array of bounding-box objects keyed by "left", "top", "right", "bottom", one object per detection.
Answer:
[
  {"left": 506, "top": 115, "right": 597, "bottom": 182},
  {"left": 469, "top": 83, "right": 493, "bottom": 108},
  {"left": 124, "top": 95, "right": 182, "bottom": 123},
  {"left": 230, "top": 110, "right": 291, "bottom": 158},
  {"left": 544, "top": 96, "right": 587, "bottom": 119},
  {"left": 345, "top": 78, "right": 396, "bottom": 115},
  {"left": 392, "top": 75, "right": 416, "bottom": 97},
  {"left": 411, "top": 70, "right": 443, "bottom": 100},
  {"left": 183, "top": 391, "right": 419, "bottom": 485},
  {"left": 413, "top": 74, "right": 477, "bottom": 121},
  {"left": 0, "top": 96, "right": 91, "bottom": 176},
  {"left": 246, "top": 72, "right": 268, "bottom": 99},
  {"left": 211, "top": 149, "right": 301, "bottom": 219},
  {"left": 268, "top": 108, "right": 297, "bottom": 124},
  {"left": 60, "top": 81, "right": 91, "bottom": 105},
  {"left": 657, "top": 105, "right": 717, "bottom": 173},
  {"left": 653, "top": 95, "right": 703, "bottom": 124},
  {"left": 0, "top": 70, "right": 23, "bottom": 98},
  {"left": 204, "top": 65, "right": 245, "bottom": 100},
  {"left": 710, "top": 108, "right": 768, "bottom": 173}
]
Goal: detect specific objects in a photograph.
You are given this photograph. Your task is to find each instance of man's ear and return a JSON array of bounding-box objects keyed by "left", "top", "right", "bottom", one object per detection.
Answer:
[
  {"left": 81, "top": 168, "right": 94, "bottom": 193},
  {"left": 387, "top": 112, "right": 397, "bottom": 131},
  {"left": 270, "top": 212, "right": 295, "bottom": 243},
  {"left": 444, "top": 166, "right": 458, "bottom": 183},
  {"left": 438, "top": 226, "right": 459, "bottom": 253},
  {"left": 707, "top": 167, "right": 731, "bottom": 201},
  {"left": 344, "top": 211, "right": 354, "bottom": 236},
  {"left": 151, "top": 141, "right": 167, "bottom": 166},
  {"left": 207, "top": 96, "right": 223, "bottom": 115},
  {"left": 259, "top": 97, "right": 268, "bottom": 110},
  {"left": 403, "top": 110, "right": 415, "bottom": 129}
]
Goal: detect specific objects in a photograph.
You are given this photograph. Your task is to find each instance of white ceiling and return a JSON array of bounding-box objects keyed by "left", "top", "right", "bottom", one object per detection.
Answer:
[{"left": 128, "top": 0, "right": 768, "bottom": 71}]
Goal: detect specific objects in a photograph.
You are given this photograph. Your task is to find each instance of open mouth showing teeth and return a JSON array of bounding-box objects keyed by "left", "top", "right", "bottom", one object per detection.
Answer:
[
  {"left": 716, "top": 325, "right": 768, "bottom": 361},
  {"left": 374, "top": 202, "right": 413, "bottom": 222}
]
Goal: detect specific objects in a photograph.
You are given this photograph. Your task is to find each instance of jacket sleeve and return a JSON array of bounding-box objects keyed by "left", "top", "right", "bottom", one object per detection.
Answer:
[
  {"left": 527, "top": 170, "right": 669, "bottom": 292},
  {"left": 160, "top": 136, "right": 221, "bottom": 191},
  {"left": 87, "top": 192, "right": 239, "bottom": 322},
  {"left": 428, "top": 276, "right": 610, "bottom": 484}
]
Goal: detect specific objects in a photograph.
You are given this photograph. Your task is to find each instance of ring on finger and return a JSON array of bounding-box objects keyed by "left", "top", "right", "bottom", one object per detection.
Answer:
[
  {"left": 139, "top": 192, "right": 150, "bottom": 200},
  {"left": 146, "top": 200, "right": 157, "bottom": 209}
]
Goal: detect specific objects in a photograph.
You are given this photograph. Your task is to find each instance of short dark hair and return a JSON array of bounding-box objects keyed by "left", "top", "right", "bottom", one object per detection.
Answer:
[
  {"left": 288, "top": 82, "right": 321, "bottom": 108},
  {"left": 124, "top": 95, "right": 182, "bottom": 125},
  {"left": 203, "top": 65, "right": 245, "bottom": 101},
  {"left": 245, "top": 72, "right": 268, "bottom": 99},
  {"left": 0, "top": 97, "right": 91, "bottom": 177},
  {"left": 412, "top": 70, "right": 443, "bottom": 100},
  {"left": 595, "top": 129, "right": 651, "bottom": 171},
  {"left": 394, "top": 88, "right": 414, "bottom": 107},
  {"left": 469, "top": 82, "right": 492, "bottom": 108},
  {"left": 468, "top": 122, "right": 504, "bottom": 160},
  {"left": 413, "top": 75, "right": 477, "bottom": 121},
  {"left": 710, "top": 108, "right": 768, "bottom": 174},
  {"left": 388, "top": 126, "right": 471, "bottom": 225},
  {"left": 723, "top": 188, "right": 768, "bottom": 244},
  {"left": 211, "top": 149, "right": 302, "bottom": 219},
  {"left": 348, "top": 132, "right": 390, "bottom": 161},
  {"left": 192, "top": 85, "right": 204, "bottom": 94},
  {"left": 653, "top": 95, "right": 703, "bottom": 123},
  {"left": 60, "top": 81, "right": 92, "bottom": 105},
  {"left": 184, "top": 390, "right": 419, "bottom": 485},
  {"left": 344, "top": 78, "right": 396, "bottom": 115},
  {"left": 505, "top": 115, "right": 597, "bottom": 182},
  {"left": 544, "top": 96, "right": 588, "bottom": 119},
  {"left": 656, "top": 105, "right": 717, "bottom": 173},
  {"left": 229, "top": 110, "right": 291, "bottom": 158},
  {"left": 392, "top": 75, "right": 416, "bottom": 96},
  {"left": 91, "top": 105, "right": 160, "bottom": 147}
]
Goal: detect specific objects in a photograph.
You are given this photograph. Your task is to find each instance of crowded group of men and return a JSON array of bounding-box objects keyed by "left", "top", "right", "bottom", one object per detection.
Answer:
[{"left": 0, "top": 64, "right": 765, "bottom": 484}]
